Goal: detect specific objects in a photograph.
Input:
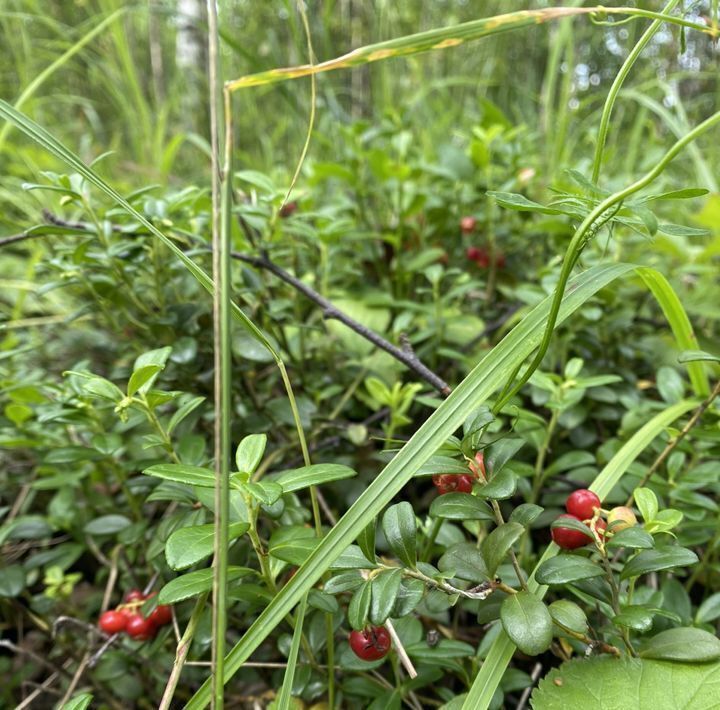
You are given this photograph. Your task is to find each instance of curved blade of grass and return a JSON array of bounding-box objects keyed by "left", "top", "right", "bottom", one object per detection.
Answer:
[
  {"left": 463, "top": 397, "right": 697, "bottom": 709},
  {"left": 184, "top": 261, "right": 638, "bottom": 709},
  {"left": 636, "top": 267, "right": 710, "bottom": 397},
  {"left": 591, "top": 0, "right": 680, "bottom": 184},
  {"left": 621, "top": 88, "right": 718, "bottom": 192},
  {"left": 225, "top": 7, "right": 716, "bottom": 91},
  {"left": 277, "top": 594, "right": 308, "bottom": 710},
  {"left": 0, "top": 8, "right": 127, "bottom": 154}
]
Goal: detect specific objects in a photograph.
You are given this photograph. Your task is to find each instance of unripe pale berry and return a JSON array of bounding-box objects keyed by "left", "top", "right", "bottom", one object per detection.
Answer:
[{"left": 607, "top": 506, "right": 637, "bottom": 532}]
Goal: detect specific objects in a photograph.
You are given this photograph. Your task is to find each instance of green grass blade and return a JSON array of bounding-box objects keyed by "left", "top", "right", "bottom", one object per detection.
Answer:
[
  {"left": 0, "top": 8, "right": 127, "bottom": 154},
  {"left": 621, "top": 89, "right": 719, "bottom": 192},
  {"left": 635, "top": 268, "right": 710, "bottom": 397},
  {"left": 277, "top": 594, "right": 308, "bottom": 710},
  {"left": 591, "top": 0, "right": 680, "bottom": 184},
  {"left": 225, "top": 7, "right": 716, "bottom": 91},
  {"left": 184, "top": 261, "right": 638, "bottom": 709},
  {"left": 462, "top": 397, "right": 697, "bottom": 709}
]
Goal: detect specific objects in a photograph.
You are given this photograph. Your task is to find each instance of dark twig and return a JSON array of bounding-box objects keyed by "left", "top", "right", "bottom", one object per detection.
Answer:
[{"left": 231, "top": 251, "right": 452, "bottom": 395}]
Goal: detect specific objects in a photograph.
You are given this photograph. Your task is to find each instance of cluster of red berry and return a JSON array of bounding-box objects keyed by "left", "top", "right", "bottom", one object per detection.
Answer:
[
  {"left": 552, "top": 489, "right": 638, "bottom": 549},
  {"left": 98, "top": 589, "right": 172, "bottom": 641},
  {"left": 432, "top": 452, "right": 486, "bottom": 496},
  {"left": 349, "top": 626, "right": 392, "bottom": 661}
]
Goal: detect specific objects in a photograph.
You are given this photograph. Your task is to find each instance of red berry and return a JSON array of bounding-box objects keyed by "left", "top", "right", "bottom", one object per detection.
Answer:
[
  {"left": 349, "top": 626, "right": 392, "bottom": 661},
  {"left": 495, "top": 252, "right": 506, "bottom": 269},
  {"left": 99, "top": 610, "right": 127, "bottom": 634},
  {"left": 475, "top": 249, "right": 491, "bottom": 268},
  {"left": 432, "top": 474, "right": 474, "bottom": 495},
  {"left": 565, "top": 489, "right": 601, "bottom": 521},
  {"left": 147, "top": 604, "right": 172, "bottom": 628},
  {"left": 460, "top": 216, "right": 477, "bottom": 234},
  {"left": 125, "top": 613, "right": 155, "bottom": 640},
  {"left": 279, "top": 201, "right": 298, "bottom": 218},
  {"left": 125, "top": 589, "right": 145, "bottom": 603},
  {"left": 466, "top": 246, "right": 481, "bottom": 261},
  {"left": 551, "top": 514, "right": 590, "bottom": 550}
]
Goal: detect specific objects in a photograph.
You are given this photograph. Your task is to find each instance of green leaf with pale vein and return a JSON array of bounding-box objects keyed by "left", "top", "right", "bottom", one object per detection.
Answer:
[{"left": 531, "top": 657, "right": 720, "bottom": 709}]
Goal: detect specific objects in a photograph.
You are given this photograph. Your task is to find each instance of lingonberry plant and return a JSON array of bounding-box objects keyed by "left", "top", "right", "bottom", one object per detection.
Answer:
[{"left": 0, "top": 3, "right": 719, "bottom": 710}]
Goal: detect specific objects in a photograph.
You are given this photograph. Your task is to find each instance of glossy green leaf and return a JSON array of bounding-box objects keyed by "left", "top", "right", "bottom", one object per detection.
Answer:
[
  {"left": 481, "top": 523, "right": 524, "bottom": 577},
  {"left": 132, "top": 347, "right": 172, "bottom": 394},
  {"left": 640, "top": 627, "right": 720, "bottom": 662},
  {"left": 167, "top": 396, "right": 206, "bottom": 435},
  {"left": 620, "top": 546, "right": 698, "bottom": 581},
  {"left": 696, "top": 593, "right": 720, "bottom": 625},
  {"left": 370, "top": 568, "right": 403, "bottom": 626},
  {"left": 143, "top": 463, "right": 215, "bottom": 487},
  {"left": 382, "top": 502, "right": 417, "bottom": 569},
  {"left": 158, "top": 567, "right": 254, "bottom": 604},
  {"left": 0, "top": 565, "right": 26, "bottom": 597},
  {"left": 613, "top": 606, "right": 654, "bottom": 632},
  {"left": 429, "top": 493, "right": 494, "bottom": 521},
  {"left": 348, "top": 581, "right": 372, "bottom": 630},
  {"left": 83, "top": 515, "right": 131, "bottom": 535},
  {"left": 439, "top": 542, "right": 490, "bottom": 583},
  {"left": 269, "top": 527, "right": 319, "bottom": 566},
  {"left": 61, "top": 693, "right": 94, "bottom": 710},
  {"left": 509, "top": 504, "right": 543, "bottom": 527},
  {"left": 165, "top": 522, "right": 249, "bottom": 570},
  {"left": 476, "top": 468, "right": 516, "bottom": 500},
  {"left": 271, "top": 463, "right": 357, "bottom": 492},
  {"left": 535, "top": 555, "right": 603, "bottom": 585},
  {"left": 500, "top": 592, "right": 553, "bottom": 656},
  {"left": 127, "top": 365, "right": 163, "bottom": 397},
  {"left": 244, "top": 481, "right": 283, "bottom": 506},
  {"left": 356, "top": 521, "right": 376, "bottom": 564},
  {"left": 235, "top": 434, "right": 267, "bottom": 474},
  {"left": 548, "top": 600, "right": 587, "bottom": 635},
  {"left": 605, "top": 527, "right": 654, "bottom": 549}
]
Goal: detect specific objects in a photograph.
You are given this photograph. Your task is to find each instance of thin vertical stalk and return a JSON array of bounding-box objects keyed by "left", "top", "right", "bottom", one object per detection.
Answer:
[
  {"left": 208, "top": 1, "right": 232, "bottom": 707},
  {"left": 591, "top": 0, "right": 680, "bottom": 184}
]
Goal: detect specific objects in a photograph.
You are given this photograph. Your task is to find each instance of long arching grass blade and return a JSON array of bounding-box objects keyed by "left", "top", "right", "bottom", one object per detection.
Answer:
[
  {"left": 0, "top": 8, "right": 127, "bottom": 153},
  {"left": 462, "top": 397, "right": 697, "bottom": 709},
  {"left": 636, "top": 268, "right": 711, "bottom": 396},
  {"left": 225, "top": 7, "right": 716, "bottom": 91}
]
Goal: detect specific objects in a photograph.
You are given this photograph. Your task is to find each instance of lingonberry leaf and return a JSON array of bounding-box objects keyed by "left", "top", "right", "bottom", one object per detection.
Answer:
[
  {"left": 620, "top": 546, "right": 698, "bottom": 581},
  {"left": 369, "top": 568, "right": 403, "bottom": 626},
  {"left": 535, "top": 555, "right": 603, "bottom": 585},
  {"left": 500, "top": 591, "right": 553, "bottom": 656},
  {"left": 429, "top": 493, "right": 494, "bottom": 521},
  {"left": 481, "top": 522, "right": 524, "bottom": 577},
  {"left": 382, "top": 502, "right": 417, "bottom": 569},
  {"left": 639, "top": 627, "right": 720, "bottom": 662}
]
